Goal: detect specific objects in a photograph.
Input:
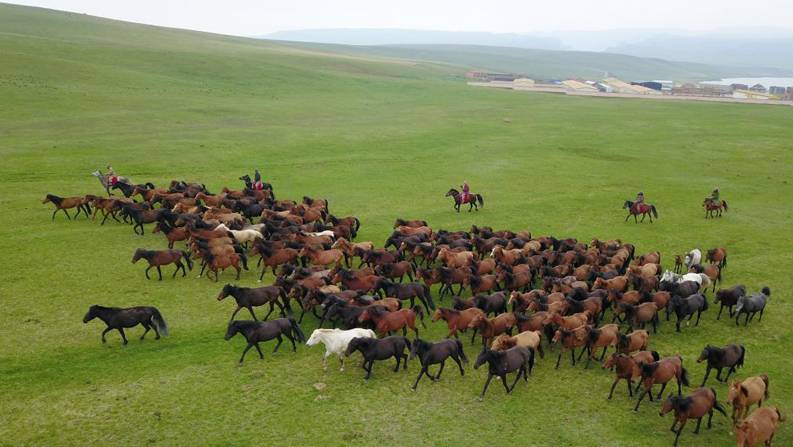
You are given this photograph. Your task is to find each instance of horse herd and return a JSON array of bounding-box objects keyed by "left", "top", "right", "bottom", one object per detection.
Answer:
[{"left": 46, "top": 177, "right": 780, "bottom": 446}]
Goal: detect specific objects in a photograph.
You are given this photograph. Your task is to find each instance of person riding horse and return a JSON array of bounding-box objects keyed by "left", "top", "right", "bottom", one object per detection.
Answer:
[
  {"left": 253, "top": 168, "right": 264, "bottom": 191},
  {"left": 705, "top": 187, "right": 720, "bottom": 206},
  {"left": 107, "top": 165, "right": 118, "bottom": 186},
  {"left": 461, "top": 181, "right": 470, "bottom": 204},
  {"left": 633, "top": 191, "right": 645, "bottom": 214}
]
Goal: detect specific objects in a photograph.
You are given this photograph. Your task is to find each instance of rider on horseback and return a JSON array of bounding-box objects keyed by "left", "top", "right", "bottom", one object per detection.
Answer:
[
  {"left": 107, "top": 165, "right": 118, "bottom": 186},
  {"left": 705, "top": 187, "right": 720, "bottom": 205},
  {"left": 253, "top": 169, "right": 264, "bottom": 190},
  {"left": 461, "top": 181, "right": 470, "bottom": 203},
  {"left": 633, "top": 191, "right": 645, "bottom": 213}
]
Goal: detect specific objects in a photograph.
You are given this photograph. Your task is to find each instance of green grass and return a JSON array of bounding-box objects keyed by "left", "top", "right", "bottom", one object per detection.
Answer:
[{"left": 1, "top": 3, "right": 793, "bottom": 446}]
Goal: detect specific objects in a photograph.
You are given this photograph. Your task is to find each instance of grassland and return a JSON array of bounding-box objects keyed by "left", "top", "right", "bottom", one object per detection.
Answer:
[{"left": 1, "top": 4, "right": 793, "bottom": 446}]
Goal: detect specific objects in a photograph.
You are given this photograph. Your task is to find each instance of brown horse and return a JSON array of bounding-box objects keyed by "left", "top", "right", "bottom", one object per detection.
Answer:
[
  {"left": 623, "top": 200, "right": 659, "bottom": 223},
  {"left": 359, "top": 306, "right": 425, "bottom": 337},
  {"left": 735, "top": 407, "right": 783, "bottom": 447},
  {"left": 706, "top": 247, "right": 728, "bottom": 269},
  {"left": 202, "top": 251, "right": 242, "bottom": 281},
  {"left": 468, "top": 313, "right": 517, "bottom": 346},
  {"left": 728, "top": 375, "right": 770, "bottom": 426},
  {"left": 552, "top": 325, "right": 589, "bottom": 368},
  {"left": 431, "top": 307, "right": 485, "bottom": 341},
  {"left": 131, "top": 249, "right": 192, "bottom": 280},
  {"left": 446, "top": 188, "right": 484, "bottom": 212},
  {"left": 42, "top": 194, "right": 91, "bottom": 221},
  {"left": 153, "top": 222, "right": 188, "bottom": 249},
  {"left": 617, "top": 330, "right": 650, "bottom": 354},
  {"left": 583, "top": 324, "right": 620, "bottom": 366},
  {"left": 603, "top": 351, "right": 660, "bottom": 399},
  {"left": 659, "top": 387, "right": 727, "bottom": 446},
  {"left": 490, "top": 330, "right": 544, "bottom": 358},
  {"left": 703, "top": 198, "right": 728, "bottom": 218},
  {"left": 634, "top": 356, "right": 690, "bottom": 411}
]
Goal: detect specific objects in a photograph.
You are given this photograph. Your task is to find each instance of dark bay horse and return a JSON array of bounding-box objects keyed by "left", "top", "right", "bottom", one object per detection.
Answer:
[
  {"left": 83, "top": 305, "right": 168, "bottom": 344},
  {"left": 474, "top": 346, "right": 534, "bottom": 400},
  {"left": 217, "top": 283, "right": 289, "bottom": 322},
  {"left": 132, "top": 249, "right": 192, "bottom": 280},
  {"left": 344, "top": 336, "right": 410, "bottom": 380},
  {"left": 224, "top": 318, "right": 305, "bottom": 365},
  {"left": 697, "top": 344, "right": 745, "bottom": 386},
  {"left": 446, "top": 188, "right": 484, "bottom": 213},
  {"left": 409, "top": 338, "right": 468, "bottom": 390},
  {"left": 623, "top": 200, "right": 658, "bottom": 223},
  {"left": 703, "top": 198, "right": 728, "bottom": 218}
]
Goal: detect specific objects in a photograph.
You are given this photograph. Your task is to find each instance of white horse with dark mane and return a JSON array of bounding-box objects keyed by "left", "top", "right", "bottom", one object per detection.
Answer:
[
  {"left": 306, "top": 328, "right": 376, "bottom": 371},
  {"left": 661, "top": 270, "right": 711, "bottom": 290}
]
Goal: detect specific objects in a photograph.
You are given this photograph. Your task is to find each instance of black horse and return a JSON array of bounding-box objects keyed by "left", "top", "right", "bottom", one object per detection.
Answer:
[
  {"left": 669, "top": 293, "right": 708, "bottom": 332},
  {"left": 473, "top": 346, "right": 534, "bottom": 400},
  {"left": 217, "top": 284, "right": 289, "bottom": 322},
  {"left": 224, "top": 318, "right": 305, "bottom": 365},
  {"left": 714, "top": 285, "right": 746, "bottom": 320},
  {"left": 409, "top": 338, "right": 468, "bottom": 390},
  {"left": 735, "top": 287, "right": 771, "bottom": 326},
  {"left": 344, "top": 336, "right": 410, "bottom": 380},
  {"left": 83, "top": 305, "right": 168, "bottom": 344},
  {"left": 697, "top": 344, "right": 745, "bottom": 386},
  {"left": 445, "top": 188, "right": 484, "bottom": 213},
  {"left": 375, "top": 280, "right": 434, "bottom": 313},
  {"left": 112, "top": 181, "right": 156, "bottom": 198}
]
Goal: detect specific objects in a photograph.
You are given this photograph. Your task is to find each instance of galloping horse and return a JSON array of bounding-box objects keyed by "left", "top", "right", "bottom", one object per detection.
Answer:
[
  {"left": 703, "top": 198, "right": 728, "bottom": 219},
  {"left": 446, "top": 188, "right": 484, "bottom": 213},
  {"left": 623, "top": 200, "right": 658, "bottom": 223}
]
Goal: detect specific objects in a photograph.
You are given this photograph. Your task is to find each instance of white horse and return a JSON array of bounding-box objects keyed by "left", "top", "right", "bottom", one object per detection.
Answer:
[
  {"left": 661, "top": 270, "right": 710, "bottom": 291},
  {"left": 214, "top": 223, "right": 263, "bottom": 246},
  {"left": 305, "top": 328, "right": 376, "bottom": 371},
  {"left": 303, "top": 230, "right": 336, "bottom": 239},
  {"left": 684, "top": 249, "right": 702, "bottom": 269}
]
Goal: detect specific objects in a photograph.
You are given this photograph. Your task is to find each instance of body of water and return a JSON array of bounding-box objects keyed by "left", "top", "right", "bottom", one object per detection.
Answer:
[{"left": 702, "top": 77, "right": 793, "bottom": 88}]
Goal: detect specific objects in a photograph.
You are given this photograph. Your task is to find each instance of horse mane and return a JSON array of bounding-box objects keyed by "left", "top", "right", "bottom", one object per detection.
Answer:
[{"left": 46, "top": 194, "right": 63, "bottom": 204}]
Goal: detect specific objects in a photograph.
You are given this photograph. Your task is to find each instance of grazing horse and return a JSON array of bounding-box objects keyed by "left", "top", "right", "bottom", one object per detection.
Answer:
[
  {"left": 728, "top": 375, "right": 770, "bottom": 426},
  {"left": 131, "top": 249, "right": 192, "bottom": 280},
  {"left": 669, "top": 294, "right": 708, "bottom": 332},
  {"left": 217, "top": 283, "right": 289, "bottom": 322},
  {"left": 445, "top": 188, "right": 484, "bottom": 213},
  {"left": 634, "top": 356, "right": 690, "bottom": 411},
  {"left": 735, "top": 287, "right": 771, "bottom": 326},
  {"left": 659, "top": 387, "right": 727, "bottom": 447},
  {"left": 409, "top": 338, "right": 468, "bottom": 390},
  {"left": 715, "top": 285, "right": 746, "bottom": 319},
  {"left": 603, "top": 351, "right": 659, "bottom": 399},
  {"left": 474, "top": 346, "right": 534, "bottom": 400},
  {"left": 735, "top": 407, "right": 783, "bottom": 447},
  {"left": 224, "top": 318, "right": 305, "bottom": 365},
  {"left": 83, "top": 305, "right": 168, "bottom": 344},
  {"left": 703, "top": 198, "right": 728, "bottom": 218},
  {"left": 344, "top": 336, "right": 410, "bottom": 380},
  {"left": 42, "top": 194, "right": 91, "bottom": 221},
  {"left": 697, "top": 344, "right": 745, "bottom": 386},
  {"left": 623, "top": 200, "right": 658, "bottom": 223},
  {"left": 305, "top": 328, "right": 376, "bottom": 371}
]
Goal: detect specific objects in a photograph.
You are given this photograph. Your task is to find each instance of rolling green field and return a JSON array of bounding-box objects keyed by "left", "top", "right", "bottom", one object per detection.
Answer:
[{"left": 2, "top": 4, "right": 793, "bottom": 446}]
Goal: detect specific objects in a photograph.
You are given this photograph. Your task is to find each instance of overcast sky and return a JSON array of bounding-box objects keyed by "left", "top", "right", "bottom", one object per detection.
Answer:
[{"left": 9, "top": 0, "right": 793, "bottom": 36}]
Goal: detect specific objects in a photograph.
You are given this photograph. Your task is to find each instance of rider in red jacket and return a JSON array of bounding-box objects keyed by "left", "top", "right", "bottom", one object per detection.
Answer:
[{"left": 461, "top": 181, "right": 470, "bottom": 203}]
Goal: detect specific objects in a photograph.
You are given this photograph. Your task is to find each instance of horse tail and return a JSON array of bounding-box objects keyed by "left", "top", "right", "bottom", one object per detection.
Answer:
[
  {"left": 760, "top": 374, "right": 770, "bottom": 399},
  {"left": 651, "top": 205, "right": 658, "bottom": 218},
  {"left": 456, "top": 339, "right": 468, "bottom": 363},
  {"left": 527, "top": 347, "right": 535, "bottom": 371},
  {"left": 701, "top": 295, "right": 709, "bottom": 312},
  {"left": 477, "top": 194, "right": 484, "bottom": 208},
  {"left": 288, "top": 317, "right": 306, "bottom": 342},
  {"left": 711, "top": 388, "right": 728, "bottom": 416},
  {"left": 761, "top": 287, "right": 771, "bottom": 297},
  {"left": 422, "top": 284, "right": 435, "bottom": 310},
  {"left": 181, "top": 251, "right": 194, "bottom": 270},
  {"left": 723, "top": 253, "right": 728, "bottom": 268},
  {"left": 735, "top": 297, "right": 745, "bottom": 315},
  {"left": 354, "top": 217, "right": 361, "bottom": 233},
  {"left": 412, "top": 305, "right": 426, "bottom": 329},
  {"left": 722, "top": 200, "right": 728, "bottom": 211},
  {"left": 650, "top": 350, "right": 660, "bottom": 362},
  {"left": 150, "top": 308, "right": 169, "bottom": 337},
  {"left": 680, "top": 367, "right": 690, "bottom": 387},
  {"left": 737, "top": 345, "right": 745, "bottom": 368}
]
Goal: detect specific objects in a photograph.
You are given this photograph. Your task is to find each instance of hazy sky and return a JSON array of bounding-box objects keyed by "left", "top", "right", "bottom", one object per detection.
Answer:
[{"left": 9, "top": 0, "right": 793, "bottom": 36}]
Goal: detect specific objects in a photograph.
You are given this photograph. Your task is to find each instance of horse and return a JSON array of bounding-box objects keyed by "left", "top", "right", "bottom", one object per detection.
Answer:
[
  {"left": 42, "top": 194, "right": 91, "bottom": 221},
  {"left": 217, "top": 283, "right": 289, "bottom": 322},
  {"left": 305, "top": 328, "right": 376, "bottom": 371},
  {"left": 83, "top": 305, "right": 168, "bottom": 344},
  {"left": 623, "top": 200, "right": 658, "bottom": 223},
  {"left": 344, "top": 336, "right": 410, "bottom": 380},
  {"left": 92, "top": 169, "right": 130, "bottom": 196},
  {"left": 684, "top": 249, "right": 702, "bottom": 269},
  {"left": 634, "top": 356, "right": 690, "bottom": 411},
  {"left": 659, "top": 387, "right": 727, "bottom": 447},
  {"left": 697, "top": 344, "right": 745, "bottom": 386},
  {"left": 374, "top": 280, "right": 434, "bottom": 313},
  {"left": 735, "top": 407, "right": 784, "bottom": 447},
  {"left": 617, "top": 330, "right": 649, "bottom": 354},
  {"left": 359, "top": 306, "right": 425, "bottom": 337},
  {"left": 728, "top": 375, "right": 770, "bottom": 426},
  {"left": 669, "top": 293, "right": 708, "bottom": 332},
  {"left": 703, "top": 198, "right": 728, "bottom": 218},
  {"left": 616, "top": 302, "right": 659, "bottom": 333},
  {"left": 490, "top": 330, "right": 544, "bottom": 358},
  {"left": 409, "top": 338, "right": 468, "bottom": 390},
  {"left": 582, "top": 324, "right": 620, "bottom": 366},
  {"left": 202, "top": 252, "right": 243, "bottom": 281},
  {"left": 602, "top": 351, "right": 659, "bottom": 399},
  {"left": 224, "top": 318, "right": 305, "bottom": 365},
  {"left": 474, "top": 346, "right": 533, "bottom": 400},
  {"left": 735, "top": 287, "right": 771, "bottom": 326},
  {"left": 445, "top": 188, "right": 484, "bottom": 213},
  {"left": 468, "top": 313, "right": 517, "bottom": 347},
  {"left": 552, "top": 326, "right": 589, "bottom": 369},
  {"left": 706, "top": 247, "right": 728, "bottom": 269},
  {"left": 715, "top": 285, "right": 746, "bottom": 320},
  {"left": 131, "top": 249, "right": 192, "bottom": 280},
  {"left": 431, "top": 307, "right": 485, "bottom": 342}
]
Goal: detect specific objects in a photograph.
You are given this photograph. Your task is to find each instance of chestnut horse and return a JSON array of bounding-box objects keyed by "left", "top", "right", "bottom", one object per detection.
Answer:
[
  {"left": 623, "top": 200, "right": 659, "bottom": 223},
  {"left": 445, "top": 188, "right": 484, "bottom": 213},
  {"left": 131, "top": 249, "right": 192, "bottom": 280},
  {"left": 42, "top": 194, "right": 91, "bottom": 221}
]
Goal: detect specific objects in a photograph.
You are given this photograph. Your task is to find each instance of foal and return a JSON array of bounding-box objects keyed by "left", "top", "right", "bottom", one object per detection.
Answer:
[
  {"left": 697, "top": 344, "right": 745, "bottom": 386},
  {"left": 344, "top": 336, "right": 411, "bottom": 380},
  {"left": 83, "top": 305, "right": 168, "bottom": 344},
  {"left": 659, "top": 387, "right": 727, "bottom": 447},
  {"left": 409, "top": 338, "right": 468, "bottom": 390},
  {"left": 474, "top": 346, "right": 534, "bottom": 400},
  {"left": 224, "top": 318, "right": 305, "bottom": 365},
  {"left": 131, "top": 249, "right": 192, "bottom": 280}
]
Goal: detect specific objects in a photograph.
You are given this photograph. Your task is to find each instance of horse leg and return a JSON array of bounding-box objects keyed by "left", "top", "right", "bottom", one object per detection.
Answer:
[
  {"left": 101, "top": 327, "right": 112, "bottom": 343},
  {"left": 717, "top": 305, "right": 723, "bottom": 320},
  {"left": 263, "top": 302, "right": 275, "bottom": 320},
  {"left": 656, "top": 382, "right": 668, "bottom": 400},
  {"left": 285, "top": 332, "right": 297, "bottom": 352},
  {"left": 154, "top": 265, "right": 161, "bottom": 281},
  {"left": 272, "top": 335, "right": 283, "bottom": 353},
  {"left": 758, "top": 308, "right": 765, "bottom": 322},
  {"left": 695, "top": 310, "right": 702, "bottom": 326},
  {"left": 724, "top": 366, "right": 736, "bottom": 382},
  {"left": 570, "top": 348, "right": 576, "bottom": 366},
  {"left": 172, "top": 261, "right": 182, "bottom": 278},
  {"left": 555, "top": 351, "right": 563, "bottom": 369},
  {"left": 702, "top": 367, "right": 711, "bottom": 386},
  {"left": 393, "top": 354, "right": 401, "bottom": 372},
  {"left": 435, "top": 360, "right": 446, "bottom": 381},
  {"left": 140, "top": 324, "right": 150, "bottom": 340},
  {"left": 229, "top": 306, "right": 243, "bottom": 322},
  {"left": 118, "top": 328, "right": 128, "bottom": 345},
  {"left": 599, "top": 346, "right": 608, "bottom": 361},
  {"left": 479, "top": 373, "right": 494, "bottom": 400},
  {"left": 239, "top": 344, "right": 254, "bottom": 365},
  {"left": 254, "top": 343, "right": 264, "bottom": 359},
  {"left": 634, "top": 389, "right": 647, "bottom": 411},
  {"left": 144, "top": 265, "right": 152, "bottom": 280},
  {"left": 607, "top": 378, "right": 620, "bottom": 400},
  {"left": 625, "top": 213, "right": 631, "bottom": 222},
  {"left": 411, "top": 367, "right": 427, "bottom": 390},
  {"left": 62, "top": 209, "right": 71, "bottom": 220},
  {"left": 452, "top": 354, "right": 464, "bottom": 376}
]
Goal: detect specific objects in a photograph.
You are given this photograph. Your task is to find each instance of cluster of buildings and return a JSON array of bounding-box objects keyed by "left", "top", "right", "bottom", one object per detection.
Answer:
[{"left": 465, "top": 72, "right": 793, "bottom": 101}]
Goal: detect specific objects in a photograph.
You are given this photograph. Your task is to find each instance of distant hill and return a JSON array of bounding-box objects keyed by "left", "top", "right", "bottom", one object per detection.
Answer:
[
  {"left": 264, "top": 28, "right": 566, "bottom": 50},
  {"left": 273, "top": 42, "right": 790, "bottom": 82},
  {"left": 607, "top": 35, "right": 793, "bottom": 72}
]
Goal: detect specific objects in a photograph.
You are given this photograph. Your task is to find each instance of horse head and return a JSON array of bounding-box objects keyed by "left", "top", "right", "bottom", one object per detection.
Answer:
[{"left": 445, "top": 188, "right": 458, "bottom": 197}]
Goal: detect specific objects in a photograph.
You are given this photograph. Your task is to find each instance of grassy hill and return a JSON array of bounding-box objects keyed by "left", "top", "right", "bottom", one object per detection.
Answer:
[
  {"left": 270, "top": 41, "right": 791, "bottom": 81},
  {"left": 2, "top": 3, "right": 793, "bottom": 446}
]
